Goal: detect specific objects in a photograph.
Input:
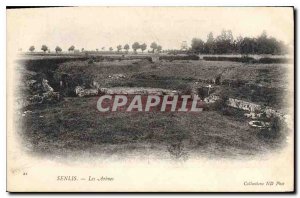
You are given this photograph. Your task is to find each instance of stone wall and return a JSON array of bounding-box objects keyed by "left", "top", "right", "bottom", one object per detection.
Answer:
[
  {"left": 75, "top": 86, "right": 179, "bottom": 97},
  {"left": 226, "top": 97, "right": 290, "bottom": 126},
  {"left": 227, "top": 98, "right": 262, "bottom": 112}
]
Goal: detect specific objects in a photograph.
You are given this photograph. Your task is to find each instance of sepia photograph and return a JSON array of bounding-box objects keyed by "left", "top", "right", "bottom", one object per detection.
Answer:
[{"left": 6, "top": 6, "right": 294, "bottom": 192}]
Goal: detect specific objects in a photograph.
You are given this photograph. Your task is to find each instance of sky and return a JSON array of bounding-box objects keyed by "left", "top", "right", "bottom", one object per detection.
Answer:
[{"left": 7, "top": 7, "right": 294, "bottom": 52}]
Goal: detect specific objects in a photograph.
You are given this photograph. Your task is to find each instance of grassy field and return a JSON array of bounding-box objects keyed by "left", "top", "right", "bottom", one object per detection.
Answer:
[
  {"left": 55, "top": 59, "right": 290, "bottom": 107},
  {"left": 17, "top": 57, "right": 290, "bottom": 159},
  {"left": 57, "top": 59, "right": 289, "bottom": 88},
  {"left": 19, "top": 97, "right": 286, "bottom": 159}
]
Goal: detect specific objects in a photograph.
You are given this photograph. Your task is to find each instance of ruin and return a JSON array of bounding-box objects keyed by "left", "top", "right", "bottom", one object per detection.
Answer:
[
  {"left": 75, "top": 86, "right": 99, "bottom": 97},
  {"left": 227, "top": 98, "right": 262, "bottom": 112},
  {"left": 249, "top": 120, "right": 270, "bottom": 129}
]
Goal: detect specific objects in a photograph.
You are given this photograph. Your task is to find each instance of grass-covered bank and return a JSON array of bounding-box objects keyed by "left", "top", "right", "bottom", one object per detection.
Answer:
[{"left": 19, "top": 97, "right": 286, "bottom": 158}]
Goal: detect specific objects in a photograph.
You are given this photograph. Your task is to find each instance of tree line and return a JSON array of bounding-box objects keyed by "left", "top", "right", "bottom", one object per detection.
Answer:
[
  {"left": 191, "top": 30, "right": 288, "bottom": 55},
  {"left": 28, "top": 42, "right": 162, "bottom": 53}
]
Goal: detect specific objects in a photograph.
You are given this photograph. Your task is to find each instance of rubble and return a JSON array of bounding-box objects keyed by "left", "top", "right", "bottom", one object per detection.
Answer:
[
  {"left": 98, "top": 87, "right": 179, "bottom": 96},
  {"left": 249, "top": 120, "right": 270, "bottom": 129},
  {"left": 29, "top": 91, "right": 60, "bottom": 104},
  {"left": 108, "top": 74, "right": 126, "bottom": 79},
  {"left": 201, "top": 93, "right": 289, "bottom": 126},
  {"left": 42, "top": 91, "right": 60, "bottom": 101},
  {"left": 75, "top": 86, "right": 99, "bottom": 97},
  {"left": 244, "top": 112, "right": 263, "bottom": 119},
  {"left": 26, "top": 79, "right": 37, "bottom": 87},
  {"left": 227, "top": 98, "right": 261, "bottom": 112},
  {"left": 92, "top": 81, "right": 101, "bottom": 89},
  {"left": 75, "top": 86, "right": 180, "bottom": 97},
  {"left": 21, "top": 110, "right": 33, "bottom": 117},
  {"left": 204, "top": 94, "right": 220, "bottom": 103},
  {"left": 29, "top": 94, "right": 43, "bottom": 104},
  {"left": 18, "top": 78, "right": 61, "bottom": 108},
  {"left": 41, "top": 79, "right": 54, "bottom": 92}
]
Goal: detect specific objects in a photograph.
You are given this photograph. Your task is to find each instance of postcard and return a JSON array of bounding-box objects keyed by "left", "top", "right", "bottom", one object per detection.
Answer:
[{"left": 7, "top": 7, "right": 294, "bottom": 192}]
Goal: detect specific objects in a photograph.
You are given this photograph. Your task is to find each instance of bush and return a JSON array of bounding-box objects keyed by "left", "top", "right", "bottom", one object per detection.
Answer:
[
  {"left": 258, "top": 116, "right": 286, "bottom": 140},
  {"left": 202, "top": 56, "right": 291, "bottom": 64},
  {"left": 209, "top": 94, "right": 228, "bottom": 112},
  {"left": 258, "top": 58, "right": 291, "bottom": 64},
  {"left": 159, "top": 55, "right": 199, "bottom": 61},
  {"left": 203, "top": 56, "right": 255, "bottom": 63}
]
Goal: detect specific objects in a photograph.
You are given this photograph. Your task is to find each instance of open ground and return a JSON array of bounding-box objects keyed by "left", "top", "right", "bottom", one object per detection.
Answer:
[{"left": 15, "top": 53, "right": 292, "bottom": 160}]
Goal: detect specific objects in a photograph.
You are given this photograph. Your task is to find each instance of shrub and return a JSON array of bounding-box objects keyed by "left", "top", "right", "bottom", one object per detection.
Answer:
[
  {"left": 202, "top": 56, "right": 291, "bottom": 64},
  {"left": 159, "top": 55, "right": 199, "bottom": 61},
  {"left": 258, "top": 116, "right": 286, "bottom": 140},
  {"left": 258, "top": 58, "right": 291, "bottom": 64},
  {"left": 88, "top": 59, "right": 94, "bottom": 65},
  {"left": 210, "top": 93, "right": 228, "bottom": 112},
  {"left": 203, "top": 56, "right": 255, "bottom": 63}
]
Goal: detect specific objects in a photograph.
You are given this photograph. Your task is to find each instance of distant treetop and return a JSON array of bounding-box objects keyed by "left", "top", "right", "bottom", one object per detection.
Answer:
[
  {"left": 41, "top": 45, "right": 48, "bottom": 53},
  {"left": 68, "top": 45, "right": 75, "bottom": 51},
  {"left": 191, "top": 30, "right": 288, "bottom": 55},
  {"left": 29, "top": 46, "right": 35, "bottom": 52}
]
